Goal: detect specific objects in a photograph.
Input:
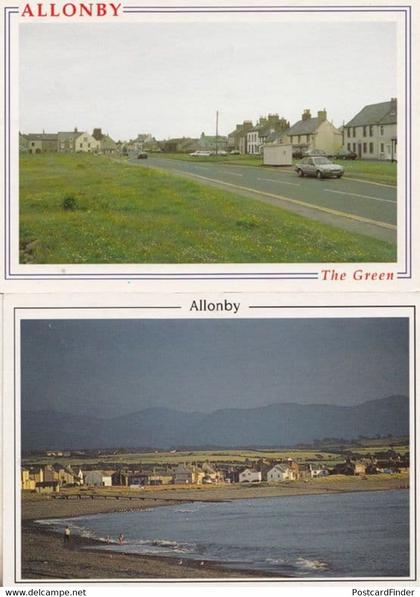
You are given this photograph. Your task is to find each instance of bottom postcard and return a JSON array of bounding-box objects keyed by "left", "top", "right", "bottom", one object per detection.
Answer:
[{"left": 1, "top": 293, "right": 417, "bottom": 585}]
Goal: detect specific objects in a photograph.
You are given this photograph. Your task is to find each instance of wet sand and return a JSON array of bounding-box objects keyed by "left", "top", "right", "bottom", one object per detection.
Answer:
[{"left": 21, "top": 474, "right": 409, "bottom": 580}]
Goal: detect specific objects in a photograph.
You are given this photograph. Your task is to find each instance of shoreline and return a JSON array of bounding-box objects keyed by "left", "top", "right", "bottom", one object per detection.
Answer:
[{"left": 21, "top": 474, "right": 409, "bottom": 580}]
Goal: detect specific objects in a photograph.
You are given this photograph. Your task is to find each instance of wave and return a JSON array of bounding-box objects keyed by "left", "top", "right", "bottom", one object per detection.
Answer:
[{"left": 295, "top": 557, "right": 328, "bottom": 571}]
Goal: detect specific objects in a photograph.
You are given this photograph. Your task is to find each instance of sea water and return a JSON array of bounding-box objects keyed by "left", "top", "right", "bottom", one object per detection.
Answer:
[{"left": 37, "top": 489, "right": 409, "bottom": 577}]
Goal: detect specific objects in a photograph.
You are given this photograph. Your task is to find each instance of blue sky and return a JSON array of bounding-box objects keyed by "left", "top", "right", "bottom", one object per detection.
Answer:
[
  {"left": 21, "top": 318, "right": 408, "bottom": 417},
  {"left": 19, "top": 20, "right": 397, "bottom": 139}
]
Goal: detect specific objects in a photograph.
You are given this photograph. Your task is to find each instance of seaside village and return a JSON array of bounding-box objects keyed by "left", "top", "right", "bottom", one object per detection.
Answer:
[
  {"left": 21, "top": 450, "right": 409, "bottom": 494},
  {"left": 19, "top": 98, "right": 397, "bottom": 162}
]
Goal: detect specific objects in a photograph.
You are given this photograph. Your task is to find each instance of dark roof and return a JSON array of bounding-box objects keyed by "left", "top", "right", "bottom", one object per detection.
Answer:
[
  {"left": 345, "top": 100, "right": 397, "bottom": 127},
  {"left": 58, "top": 131, "right": 83, "bottom": 140},
  {"left": 25, "top": 133, "right": 58, "bottom": 141},
  {"left": 285, "top": 117, "right": 322, "bottom": 136}
]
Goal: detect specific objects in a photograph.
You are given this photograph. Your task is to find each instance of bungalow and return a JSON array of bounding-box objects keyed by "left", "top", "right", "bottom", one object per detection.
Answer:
[
  {"left": 283, "top": 108, "right": 342, "bottom": 155},
  {"left": 239, "top": 469, "right": 262, "bottom": 484},
  {"left": 267, "top": 464, "right": 295, "bottom": 483},
  {"left": 343, "top": 98, "right": 397, "bottom": 160}
]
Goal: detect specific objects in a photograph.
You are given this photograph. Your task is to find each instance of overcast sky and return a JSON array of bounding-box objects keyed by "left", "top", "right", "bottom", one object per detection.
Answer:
[
  {"left": 21, "top": 318, "right": 408, "bottom": 418},
  {"left": 19, "top": 21, "right": 397, "bottom": 139}
]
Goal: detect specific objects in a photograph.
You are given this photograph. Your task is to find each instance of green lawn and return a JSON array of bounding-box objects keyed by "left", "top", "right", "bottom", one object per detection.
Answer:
[
  {"left": 20, "top": 153, "right": 396, "bottom": 264},
  {"left": 333, "top": 159, "right": 397, "bottom": 186},
  {"left": 148, "top": 152, "right": 263, "bottom": 167}
]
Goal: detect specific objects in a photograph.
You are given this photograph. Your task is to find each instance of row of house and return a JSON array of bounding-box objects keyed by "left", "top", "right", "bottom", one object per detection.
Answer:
[
  {"left": 20, "top": 127, "right": 118, "bottom": 155},
  {"left": 22, "top": 453, "right": 407, "bottom": 493},
  {"left": 227, "top": 99, "right": 397, "bottom": 160}
]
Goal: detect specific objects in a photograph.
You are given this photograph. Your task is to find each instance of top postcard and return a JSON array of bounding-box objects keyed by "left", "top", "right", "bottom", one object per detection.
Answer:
[{"left": 1, "top": 0, "right": 418, "bottom": 291}]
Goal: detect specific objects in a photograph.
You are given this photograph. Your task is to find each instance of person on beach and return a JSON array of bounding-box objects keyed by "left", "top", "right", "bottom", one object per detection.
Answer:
[
  {"left": 118, "top": 533, "right": 124, "bottom": 544},
  {"left": 64, "top": 526, "right": 71, "bottom": 544}
]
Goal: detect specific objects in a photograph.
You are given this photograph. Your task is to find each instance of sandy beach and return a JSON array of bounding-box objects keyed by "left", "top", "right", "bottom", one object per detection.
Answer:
[{"left": 21, "top": 474, "right": 409, "bottom": 580}]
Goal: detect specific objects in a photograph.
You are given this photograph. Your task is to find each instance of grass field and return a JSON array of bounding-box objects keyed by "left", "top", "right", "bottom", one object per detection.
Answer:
[
  {"left": 20, "top": 153, "right": 395, "bottom": 264},
  {"left": 154, "top": 152, "right": 397, "bottom": 186},
  {"left": 22, "top": 442, "right": 409, "bottom": 470}
]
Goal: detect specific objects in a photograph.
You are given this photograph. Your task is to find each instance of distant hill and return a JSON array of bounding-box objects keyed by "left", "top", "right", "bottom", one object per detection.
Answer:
[{"left": 21, "top": 395, "right": 409, "bottom": 452}]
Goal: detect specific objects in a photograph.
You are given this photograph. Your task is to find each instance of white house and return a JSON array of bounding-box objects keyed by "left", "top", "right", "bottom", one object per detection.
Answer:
[
  {"left": 75, "top": 132, "right": 100, "bottom": 153},
  {"left": 310, "top": 465, "right": 329, "bottom": 478},
  {"left": 267, "top": 464, "right": 295, "bottom": 483},
  {"left": 343, "top": 98, "right": 397, "bottom": 160},
  {"left": 84, "top": 470, "right": 112, "bottom": 487},
  {"left": 239, "top": 469, "right": 262, "bottom": 484}
]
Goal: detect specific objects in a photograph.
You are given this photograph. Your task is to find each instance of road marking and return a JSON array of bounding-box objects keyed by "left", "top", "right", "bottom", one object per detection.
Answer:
[
  {"left": 323, "top": 189, "right": 396, "bottom": 204},
  {"left": 223, "top": 171, "right": 243, "bottom": 177},
  {"left": 258, "top": 177, "right": 300, "bottom": 186},
  {"left": 345, "top": 176, "right": 396, "bottom": 189},
  {"left": 166, "top": 168, "right": 396, "bottom": 231}
]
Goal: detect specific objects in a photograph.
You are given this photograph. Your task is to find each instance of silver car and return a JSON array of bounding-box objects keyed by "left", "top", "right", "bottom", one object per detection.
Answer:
[{"left": 295, "top": 156, "right": 344, "bottom": 179}]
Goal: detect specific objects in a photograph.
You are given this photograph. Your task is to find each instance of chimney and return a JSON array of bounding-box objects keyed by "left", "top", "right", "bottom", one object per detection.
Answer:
[
  {"left": 390, "top": 97, "right": 397, "bottom": 113},
  {"left": 317, "top": 109, "right": 327, "bottom": 122},
  {"left": 302, "top": 109, "right": 311, "bottom": 121},
  {"left": 74, "top": 127, "right": 78, "bottom": 133},
  {"left": 93, "top": 128, "right": 102, "bottom": 140}
]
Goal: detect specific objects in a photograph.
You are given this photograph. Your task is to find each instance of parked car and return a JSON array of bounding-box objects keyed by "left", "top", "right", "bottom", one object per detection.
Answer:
[
  {"left": 292, "top": 145, "right": 306, "bottom": 159},
  {"left": 302, "top": 149, "right": 327, "bottom": 158},
  {"left": 295, "top": 156, "right": 344, "bottom": 179},
  {"left": 190, "top": 150, "right": 212, "bottom": 157},
  {"left": 137, "top": 152, "right": 148, "bottom": 159},
  {"left": 334, "top": 148, "right": 358, "bottom": 160},
  {"left": 230, "top": 150, "right": 240, "bottom": 155}
]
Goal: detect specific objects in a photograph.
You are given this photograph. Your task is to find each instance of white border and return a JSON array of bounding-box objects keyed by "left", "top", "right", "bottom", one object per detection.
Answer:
[
  {"left": 1, "top": 0, "right": 418, "bottom": 292},
  {"left": 2, "top": 292, "right": 418, "bottom": 587}
]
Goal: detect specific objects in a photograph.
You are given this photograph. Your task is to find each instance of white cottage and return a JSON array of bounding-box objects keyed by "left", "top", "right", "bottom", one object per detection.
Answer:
[{"left": 267, "top": 464, "right": 295, "bottom": 483}]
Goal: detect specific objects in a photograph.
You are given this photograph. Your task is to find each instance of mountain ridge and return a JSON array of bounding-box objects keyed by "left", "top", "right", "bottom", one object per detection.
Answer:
[{"left": 21, "top": 395, "right": 409, "bottom": 452}]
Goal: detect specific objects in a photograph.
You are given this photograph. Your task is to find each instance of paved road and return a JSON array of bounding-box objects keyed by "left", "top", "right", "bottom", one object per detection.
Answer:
[{"left": 131, "top": 156, "right": 397, "bottom": 243}]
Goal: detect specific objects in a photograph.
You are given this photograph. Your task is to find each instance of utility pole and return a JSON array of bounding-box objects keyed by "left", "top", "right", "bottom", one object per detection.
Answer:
[{"left": 215, "top": 110, "right": 219, "bottom": 156}]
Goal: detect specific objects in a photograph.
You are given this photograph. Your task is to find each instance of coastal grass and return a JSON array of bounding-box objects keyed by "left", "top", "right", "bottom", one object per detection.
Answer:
[
  {"left": 20, "top": 153, "right": 396, "bottom": 264},
  {"left": 22, "top": 443, "right": 409, "bottom": 469}
]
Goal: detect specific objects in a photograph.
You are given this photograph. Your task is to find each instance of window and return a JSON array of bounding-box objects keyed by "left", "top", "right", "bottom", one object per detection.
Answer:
[
  {"left": 347, "top": 128, "right": 351, "bottom": 138},
  {"left": 363, "top": 126, "right": 367, "bottom": 137},
  {"left": 347, "top": 143, "right": 351, "bottom": 150},
  {"left": 369, "top": 126, "right": 374, "bottom": 136},
  {"left": 380, "top": 143, "right": 384, "bottom": 153},
  {"left": 353, "top": 143, "right": 356, "bottom": 152},
  {"left": 380, "top": 126, "right": 384, "bottom": 136},
  {"left": 369, "top": 142, "right": 374, "bottom": 153},
  {"left": 306, "top": 135, "right": 310, "bottom": 143},
  {"left": 353, "top": 127, "right": 356, "bottom": 137},
  {"left": 363, "top": 143, "right": 367, "bottom": 153},
  {"left": 298, "top": 135, "right": 301, "bottom": 143}
]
